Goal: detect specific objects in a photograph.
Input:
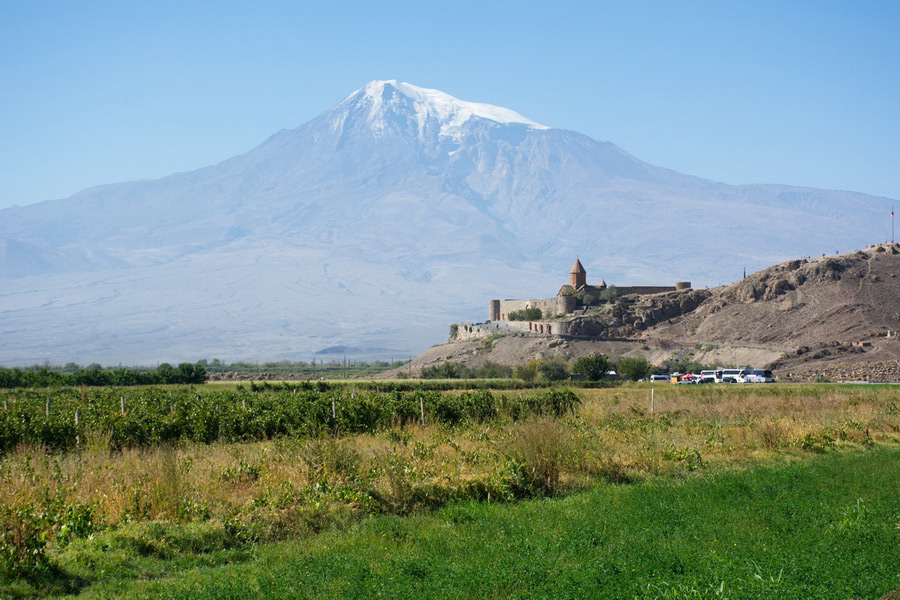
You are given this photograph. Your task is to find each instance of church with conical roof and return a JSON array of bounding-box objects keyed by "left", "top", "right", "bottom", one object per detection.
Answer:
[{"left": 557, "top": 258, "right": 608, "bottom": 297}]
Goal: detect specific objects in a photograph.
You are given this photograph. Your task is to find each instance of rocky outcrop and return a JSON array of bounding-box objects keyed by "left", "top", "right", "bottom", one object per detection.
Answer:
[
  {"left": 562, "top": 289, "right": 711, "bottom": 338},
  {"left": 630, "top": 289, "right": 711, "bottom": 329}
]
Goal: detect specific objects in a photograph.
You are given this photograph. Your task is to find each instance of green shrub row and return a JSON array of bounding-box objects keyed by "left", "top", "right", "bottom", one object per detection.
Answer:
[
  {"left": 246, "top": 379, "right": 576, "bottom": 391},
  {"left": 0, "top": 388, "right": 581, "bottom": 452}
]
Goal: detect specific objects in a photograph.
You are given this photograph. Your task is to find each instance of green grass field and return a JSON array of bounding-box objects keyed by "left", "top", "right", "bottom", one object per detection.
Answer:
[{"left": 19, "top": 447, "right": 899, "bottom": 599}]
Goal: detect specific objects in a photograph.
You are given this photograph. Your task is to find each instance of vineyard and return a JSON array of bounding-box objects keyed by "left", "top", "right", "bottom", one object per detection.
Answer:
[{"left": 0, "top": 385, "right": 580, "bottom": 453}]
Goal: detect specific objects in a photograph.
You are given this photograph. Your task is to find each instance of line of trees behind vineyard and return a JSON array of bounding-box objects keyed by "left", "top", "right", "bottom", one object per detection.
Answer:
[
  {"left": 420, "top": 356, "right": 714, "bottom": 382},
  {"left": 0, "top": 358, "right": 413, "bottom": 387},
  {"left": 0, "top": 362, "right": 208, "bottom": 389}
]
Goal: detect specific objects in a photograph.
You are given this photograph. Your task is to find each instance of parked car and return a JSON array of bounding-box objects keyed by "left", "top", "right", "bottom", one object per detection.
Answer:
[{"left": 649, "top": 374, "right": 670, "bottom": 382}]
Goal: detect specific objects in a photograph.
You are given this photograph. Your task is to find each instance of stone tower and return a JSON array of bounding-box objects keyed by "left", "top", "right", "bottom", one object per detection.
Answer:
[
  {"left": 570, "top": 258, "right": 586, "bottom": 289},
  {"left": 489, "top": 299, "right": 501, "bottom": 321}
]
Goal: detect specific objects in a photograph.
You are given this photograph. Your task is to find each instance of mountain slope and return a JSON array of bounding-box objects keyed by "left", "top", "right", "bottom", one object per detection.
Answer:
[{"left": 0, "top": 80, "right": 895, "bottom": 365}]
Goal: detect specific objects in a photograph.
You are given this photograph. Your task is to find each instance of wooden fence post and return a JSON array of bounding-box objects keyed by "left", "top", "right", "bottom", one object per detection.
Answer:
[
  {"left": 121, "top": 396, "right": 126, "bottom": 415},
  {"left": 45, "top": 397, "right": 50, "bottom": 417}
]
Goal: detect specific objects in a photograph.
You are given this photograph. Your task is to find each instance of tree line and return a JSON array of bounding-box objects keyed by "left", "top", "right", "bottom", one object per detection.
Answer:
[
  {"left": 420, "top": 354, "right": 714, "bottom": 382},
  {"left": 0, "top": 362, "right": 208, "bottom": 389},
  {"left": 420, "top": 354, "right": 633, "bottom": 382}
]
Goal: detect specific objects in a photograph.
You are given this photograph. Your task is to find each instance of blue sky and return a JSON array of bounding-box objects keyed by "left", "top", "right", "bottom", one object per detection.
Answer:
[{"left": 1, "top": 0, "right": 898, "bottom": 210}]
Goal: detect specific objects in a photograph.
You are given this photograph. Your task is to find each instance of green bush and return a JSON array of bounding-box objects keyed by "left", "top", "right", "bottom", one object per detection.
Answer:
[
  {"left": 537, "top": 358, "right": 569, "bottom": 382},
  {"left": 0, "top": 386, "right": 592, "bottom": 452},
  {"left": 513, "top": 362, "right": 538, "bottom": 382},
  {"left": 508, "top": 307, "right": 542, "bottom": 321},
  {"left": 617, "top": 357, "right": 651, "bottom": 381},
  {"left": 475, "top": 362, "right": 513, "bottom": 379},
  {"left": 420, "top": 362, "right": 474, "bottom": 379},
  {"left": 0, "top": 361, "right": 209, "bottom": 388},
  {"left": 598, "top": 285, "right": 618, "bottom": 302},
  {"left": 0, "top": 504, "right": 52, "bottom": 580},
  {"left": 571, "top": 354, "right": 610, "bottom": 381},
  {"left": 540, "top": 389, "right": 581, "bottom": 416},
  {"left": 504, "top": 418, "right": 573, "bottom": 494},
  {"left": 577, "top": 291, "right": 596, "bottom": 306}
]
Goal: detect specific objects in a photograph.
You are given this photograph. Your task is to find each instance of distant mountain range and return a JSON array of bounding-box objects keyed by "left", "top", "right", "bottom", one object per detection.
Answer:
[{"left": 0, "top": 80, "right": 893, "bottom": 365}]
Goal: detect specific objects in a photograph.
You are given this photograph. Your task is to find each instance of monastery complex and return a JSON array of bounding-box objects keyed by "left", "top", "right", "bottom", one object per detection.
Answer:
[{"left": 482, "top": 259, "right": 691, "bottom": 336}]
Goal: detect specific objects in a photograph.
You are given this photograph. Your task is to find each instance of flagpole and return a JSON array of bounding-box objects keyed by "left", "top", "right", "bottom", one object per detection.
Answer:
[{"left": 893, "top": 206, "right": 895, "bottom": 244}]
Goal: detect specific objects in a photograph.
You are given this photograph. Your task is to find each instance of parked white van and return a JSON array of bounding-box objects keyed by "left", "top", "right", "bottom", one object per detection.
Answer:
[{"left": 736, "top": 369, "right": 775, "bottom": 383}]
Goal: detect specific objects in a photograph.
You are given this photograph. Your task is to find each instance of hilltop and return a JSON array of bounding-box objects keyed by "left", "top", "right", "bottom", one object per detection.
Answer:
[{"left": 383, "top": 244, "right": 900, "bottom": 381}]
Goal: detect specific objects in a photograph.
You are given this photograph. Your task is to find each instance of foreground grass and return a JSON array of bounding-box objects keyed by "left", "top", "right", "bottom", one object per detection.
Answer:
[
  {"left": 42, "top": 446, "right": 900, "bottom": 599},
  {"left": 4, "top": 383, "right": 900, "bottom": 597}
]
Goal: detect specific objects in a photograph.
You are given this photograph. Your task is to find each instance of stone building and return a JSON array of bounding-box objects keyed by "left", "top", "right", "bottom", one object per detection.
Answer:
[{"left": 488, "top": 259, "right": 690, "bottom": 323}]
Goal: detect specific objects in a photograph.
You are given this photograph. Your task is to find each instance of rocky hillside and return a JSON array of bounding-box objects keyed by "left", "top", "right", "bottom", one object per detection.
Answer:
[
  {"left": 648, "top": 244, "right": 900, "bottom": 351},
  {"left": 384, "top": 244, "right": 900, "bottom": 380}
]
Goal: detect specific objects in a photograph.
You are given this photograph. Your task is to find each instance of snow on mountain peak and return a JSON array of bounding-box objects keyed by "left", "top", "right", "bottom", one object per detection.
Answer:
[{"left": 335, "top": 80, "right": 548, "bottom": 140}]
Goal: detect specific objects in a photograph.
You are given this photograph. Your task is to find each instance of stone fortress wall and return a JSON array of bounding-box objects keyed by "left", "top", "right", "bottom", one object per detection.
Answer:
[{"left": 489, "top": 297, "right": 575, "bottom": 321}]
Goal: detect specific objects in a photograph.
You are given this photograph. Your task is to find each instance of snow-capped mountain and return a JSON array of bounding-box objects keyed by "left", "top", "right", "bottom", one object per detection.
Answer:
[
  {"left": 0, "top": 80, "right": 893, "bottom": 365},
  {"left": 338, "top": 80, "right": 548, "bottom": 141}
]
